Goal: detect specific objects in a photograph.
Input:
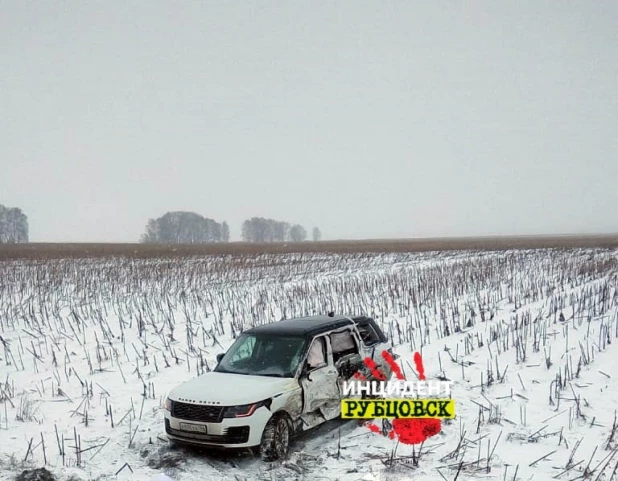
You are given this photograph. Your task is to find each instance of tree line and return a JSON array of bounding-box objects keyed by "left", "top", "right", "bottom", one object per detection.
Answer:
[
  {"left": 0, "top": 204, "right": 29, "bottom": 243},
  {"left": 140, "top": 211, "right": 321, "bottom": 244},
  {"left": 140, "top": 211, "right": 230, "bottom": 244},
  {"left": 0, "top": 206, "right": 320, "bottom": 245}
]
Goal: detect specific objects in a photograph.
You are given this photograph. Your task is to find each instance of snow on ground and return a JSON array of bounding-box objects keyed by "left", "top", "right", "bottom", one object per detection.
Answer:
[{"left": 1, "top": 248, "right": 618, "bottom": 481}]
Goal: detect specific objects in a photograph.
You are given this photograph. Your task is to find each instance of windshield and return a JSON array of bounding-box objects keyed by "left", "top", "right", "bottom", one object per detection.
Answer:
[{"left": 214, "top": 333, "right": 307, "bottom": 378}]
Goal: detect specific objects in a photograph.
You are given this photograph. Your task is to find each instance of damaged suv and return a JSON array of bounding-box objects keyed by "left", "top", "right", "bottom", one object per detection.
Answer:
[{"left": 163, "top": 314, "right": 395, "bottom": 460}]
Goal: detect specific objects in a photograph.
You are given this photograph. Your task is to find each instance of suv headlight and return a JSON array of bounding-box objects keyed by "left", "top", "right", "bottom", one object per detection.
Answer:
[
  {"left": 164, "top": 397, "right": 172, "bottom": 411},
  {"left": 222, "top": 399, "right": 271, "bottom": 418}
]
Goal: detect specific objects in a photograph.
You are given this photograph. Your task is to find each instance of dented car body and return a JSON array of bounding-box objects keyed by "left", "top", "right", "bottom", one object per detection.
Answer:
[{"left": 163, "top": 314, "right": 394, "bottom": 459}]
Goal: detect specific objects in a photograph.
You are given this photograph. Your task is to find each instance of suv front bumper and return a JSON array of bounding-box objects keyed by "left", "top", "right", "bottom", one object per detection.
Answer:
[{"left": 163, "top": 407, "right": 271, "bottom": 449}]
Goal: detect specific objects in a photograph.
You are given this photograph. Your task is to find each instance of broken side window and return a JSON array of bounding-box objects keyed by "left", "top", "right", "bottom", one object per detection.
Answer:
[
  {"left": 306, "top": 336, "right": 327, "bottom": 370},
  {"left": 356, "top": 322, "right": 381, "bottom": 346},
  {"left": 330, "top": 330, "right": 358, "bottom": 363}
]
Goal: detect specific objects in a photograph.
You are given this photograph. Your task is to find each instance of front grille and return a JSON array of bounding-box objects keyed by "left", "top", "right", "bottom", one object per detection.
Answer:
[
  {"left": 171, "top": 401, "right": 224, "bottom": 423},
  {"left": 165, "top": 419, "right": 250, "bottom": 444}
]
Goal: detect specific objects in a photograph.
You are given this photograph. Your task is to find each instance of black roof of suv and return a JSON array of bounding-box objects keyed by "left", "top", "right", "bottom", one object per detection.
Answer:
[{"left": 244, "top": 314, "right": 358, "bottom": 338}]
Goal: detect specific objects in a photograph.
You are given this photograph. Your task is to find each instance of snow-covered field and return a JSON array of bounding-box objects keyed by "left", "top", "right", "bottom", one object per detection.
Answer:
[{"left": 1, "top": 248, "right": 618, "bottom": 481}]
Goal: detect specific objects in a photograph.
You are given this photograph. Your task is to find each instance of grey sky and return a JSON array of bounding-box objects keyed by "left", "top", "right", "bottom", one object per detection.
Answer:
[{"left": 2, "top": 1, "right": 617, "bottom": 242}]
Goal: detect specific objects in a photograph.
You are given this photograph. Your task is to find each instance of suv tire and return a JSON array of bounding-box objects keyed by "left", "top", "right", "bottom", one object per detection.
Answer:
[{"left": 260, "top": 414, "right": 290, "bottom": 461}]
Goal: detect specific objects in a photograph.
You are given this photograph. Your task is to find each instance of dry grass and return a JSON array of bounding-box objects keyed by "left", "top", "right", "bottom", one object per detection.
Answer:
[{"left": 1, "top": 234, "right": 618, "bottom": 260}]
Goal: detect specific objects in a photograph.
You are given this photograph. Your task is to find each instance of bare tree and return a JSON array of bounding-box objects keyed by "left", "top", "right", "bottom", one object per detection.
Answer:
[
  {"left": 290, "top": 224, "right": 307, "bottom": 242},
  {"left": 0, "top": 205, "right": 29, "bottom": 243},
  {"left": 221, "top": 221, "right": 231, "bottom": 242},
  {"left": 312, "top": 227, "right": 322, "bottom": 241}
]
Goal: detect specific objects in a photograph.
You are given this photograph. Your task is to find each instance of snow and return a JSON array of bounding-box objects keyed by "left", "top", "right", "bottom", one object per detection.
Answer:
[
  {"left": 152, "top": 475, "right": 175, "bottom": 481},
  {"left": 0, "top": 248, "right": 617, "bottom": 480}
]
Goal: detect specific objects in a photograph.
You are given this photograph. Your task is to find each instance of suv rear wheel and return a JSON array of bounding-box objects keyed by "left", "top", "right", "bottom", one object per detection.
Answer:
[{"left": 260, "top": 414, "right": 290, "bottom": 461}]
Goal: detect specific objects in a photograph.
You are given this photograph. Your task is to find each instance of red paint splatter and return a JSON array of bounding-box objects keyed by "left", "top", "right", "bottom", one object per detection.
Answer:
[
  {"left": 363, "top": 356, "right": 387, "bottom": 381},
  {"left": 366, "top": 423, "right": 381, "bottom": 433},
  {"left": 358, "top": 351, "right": 443, "bottom": 445},
  {"left": 414, "top": 352, "right": 425, "bottom": 380},
  {"left": 381, "top": 350, "right": 405, "bottom": 380},
  {"left": 392, "top": 418, "right": 442, "bottom": 444}
]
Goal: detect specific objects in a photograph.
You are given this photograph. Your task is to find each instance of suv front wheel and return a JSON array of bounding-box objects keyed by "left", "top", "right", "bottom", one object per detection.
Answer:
[{"left": 260, "top": 414, "right": 290, "bottom": 461}]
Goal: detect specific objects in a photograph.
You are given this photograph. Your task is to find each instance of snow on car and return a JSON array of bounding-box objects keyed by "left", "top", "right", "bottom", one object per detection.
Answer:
[{"left": 163, "top": 314, "right": 395, "bottom": 460}]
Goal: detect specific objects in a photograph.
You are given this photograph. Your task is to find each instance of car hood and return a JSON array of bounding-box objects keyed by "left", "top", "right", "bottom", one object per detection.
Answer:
[{"left": 168, "top": 371, "right": 299, "bottom": 406}]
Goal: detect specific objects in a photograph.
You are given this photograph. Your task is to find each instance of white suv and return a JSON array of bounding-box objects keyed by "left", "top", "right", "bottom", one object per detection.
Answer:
[{"left": 163, "top": 314, "right": 395, "bottom": 460}]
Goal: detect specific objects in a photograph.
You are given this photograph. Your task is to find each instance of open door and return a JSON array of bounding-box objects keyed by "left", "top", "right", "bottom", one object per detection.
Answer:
[
  {"left": 329, "top": 328, "right": 365, "bottom": 395},
  {"left": 299, "top": 335, "right": 341, "bottom": 423},
  {"left": 354, "top": 318, "right": 394, "bottom": 380}
]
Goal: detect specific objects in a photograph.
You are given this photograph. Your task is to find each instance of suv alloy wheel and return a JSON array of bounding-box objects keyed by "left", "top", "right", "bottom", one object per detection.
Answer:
[{"left": 260, "top": 414, "right": 290, "bottom": 461}]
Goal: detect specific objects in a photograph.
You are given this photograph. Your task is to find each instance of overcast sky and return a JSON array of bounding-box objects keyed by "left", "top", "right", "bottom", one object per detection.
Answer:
[{"left": 2, "top": 1, "right": 617, "bottom": 242}]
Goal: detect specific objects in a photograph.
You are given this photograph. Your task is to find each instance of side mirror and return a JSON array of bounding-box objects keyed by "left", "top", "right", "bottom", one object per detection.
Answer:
[{"left": 216, "top": 353, "right": 224, "bottom": 363}]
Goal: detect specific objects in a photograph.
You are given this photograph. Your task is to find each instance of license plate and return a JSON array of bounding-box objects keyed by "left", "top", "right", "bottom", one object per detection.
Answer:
[{"left": 179, "top": 422, "right": 207, "bottom": 433}]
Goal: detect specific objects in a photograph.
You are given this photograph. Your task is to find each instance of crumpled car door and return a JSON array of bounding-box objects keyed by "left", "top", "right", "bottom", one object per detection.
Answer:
[{"left": 299, "top": 336, "right": 341, "bottom": 418}]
